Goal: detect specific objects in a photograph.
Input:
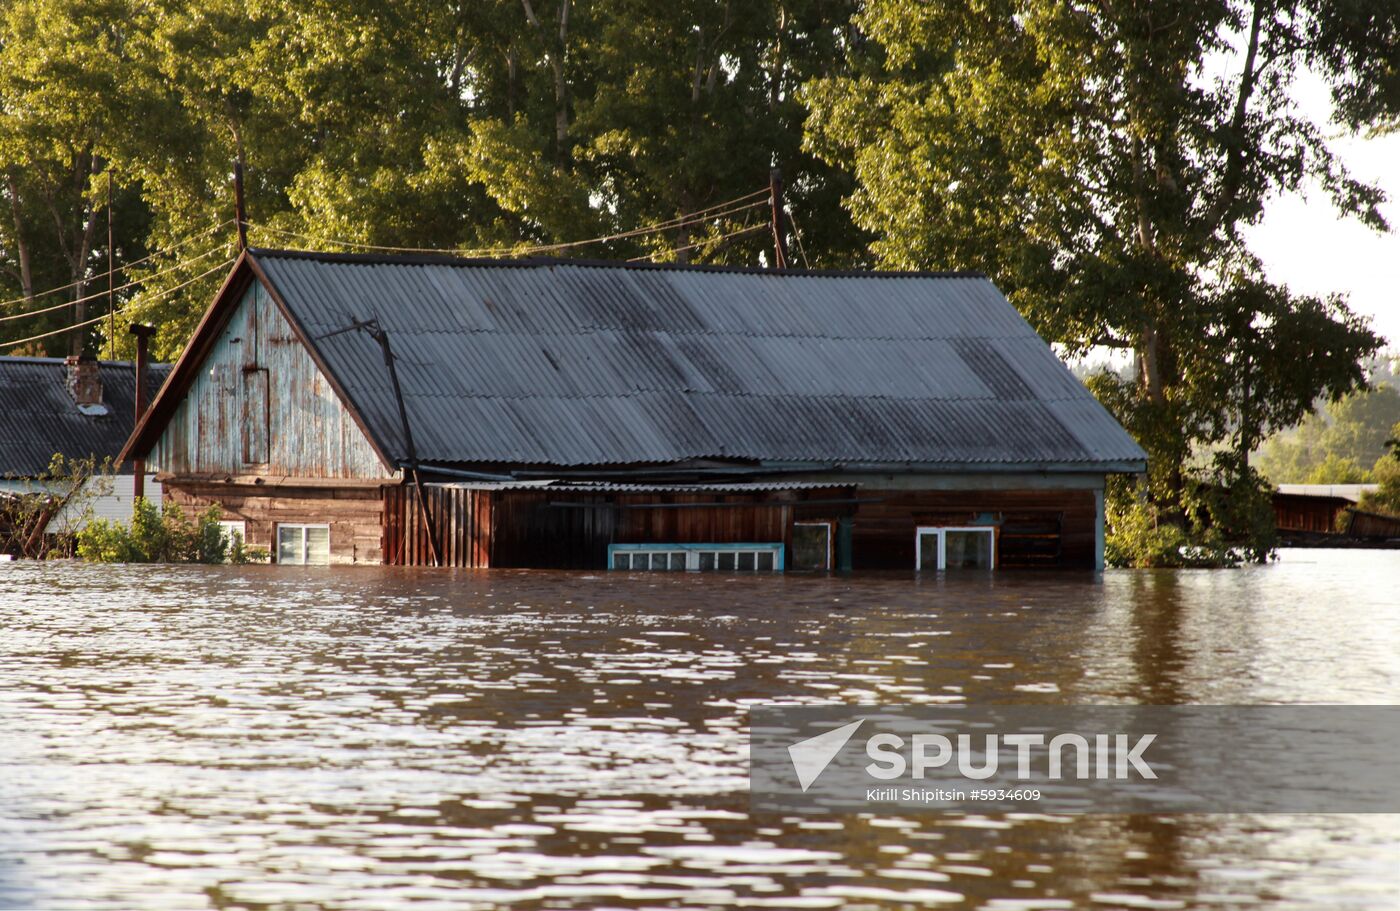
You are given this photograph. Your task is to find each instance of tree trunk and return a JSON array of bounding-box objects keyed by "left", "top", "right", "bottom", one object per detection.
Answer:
[
  {"left": 66, "top": 155, "right": 102, "bottom": 358},
  {"left": 520, "top": 0, "right": 570, "bottom": 161},
  {"left": 6, "top": 172, "right": 34, "bottom": 303}
]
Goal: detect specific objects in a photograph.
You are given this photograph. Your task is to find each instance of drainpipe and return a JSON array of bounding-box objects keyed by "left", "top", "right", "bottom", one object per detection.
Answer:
[{"left": 129, "top": 323, "right": 155, "bottom": 502}]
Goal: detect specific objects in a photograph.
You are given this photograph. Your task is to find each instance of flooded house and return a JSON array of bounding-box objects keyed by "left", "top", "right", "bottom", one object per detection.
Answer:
[
  {"left": 118, "top": 249, "right": 1146, "bottom": 571},
  {"left": 0, "top": 355, "right": 168, "bottom": 553}
]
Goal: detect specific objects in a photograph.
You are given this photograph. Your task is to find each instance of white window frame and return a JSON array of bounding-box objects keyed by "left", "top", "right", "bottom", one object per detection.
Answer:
[
  {"left": 916, "top": 526, "right": 997, "bottom": 571},
  {"left": 276, "top": 523, "right": 330, "bottom": 565},
  {"left": 217, "top": 520, "right": 247, "bottom": 546},
  {"left": 791, "top": 521, "right": 833, "bottom": 571}
]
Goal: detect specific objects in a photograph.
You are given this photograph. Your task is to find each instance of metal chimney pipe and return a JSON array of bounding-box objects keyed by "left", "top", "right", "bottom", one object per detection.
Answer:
[{"left": 129, "top": 323, "right": 156, "bottom": 502}]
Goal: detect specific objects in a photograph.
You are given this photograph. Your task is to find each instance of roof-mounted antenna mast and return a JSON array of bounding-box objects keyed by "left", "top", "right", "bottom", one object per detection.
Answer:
[
  {"left": 234, "top": 157, "right": 248, "bottom": 251},
  {"left": 769, "top": 168, "right": 789, "bottom": 270},
  {"left": 316, "top": 318, "right": 441, "bottom": 566}
]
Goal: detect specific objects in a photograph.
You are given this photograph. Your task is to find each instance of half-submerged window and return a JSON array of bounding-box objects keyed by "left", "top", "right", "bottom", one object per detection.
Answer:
[
  {"left": 277, "top": 524, "right": 330, "bottom": 565},
  {"left": 916, "top": 526, "right": 996, "bottom": 571},
  {"left": 610, "top": 543, "right": 782, "bottom": 572},
  {"left": 790, "top": 522, "right": 832, "bottom": 571}
]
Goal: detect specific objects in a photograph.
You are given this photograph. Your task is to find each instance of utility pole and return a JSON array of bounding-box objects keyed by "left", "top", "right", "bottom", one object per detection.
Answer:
[
  {"left": 107, "top": 171, "right": 115, "bottom": 360},
  {"left": 769, "top": 168, "right": 789, "bottom": 270},
  {"left": 234, "top": 158, "right": 248, "bottom": 250}
]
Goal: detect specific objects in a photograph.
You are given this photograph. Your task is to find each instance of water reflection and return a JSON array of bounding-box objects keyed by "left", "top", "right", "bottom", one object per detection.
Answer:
[{"left": 1, "top": 550, "right": 1398, "bottom": 909}]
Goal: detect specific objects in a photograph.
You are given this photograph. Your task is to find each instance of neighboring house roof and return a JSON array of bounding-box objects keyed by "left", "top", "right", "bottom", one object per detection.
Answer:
[
  {"left": 124, "top": 249, "right": 1147, "bottom": 473},
  {"left": 1274, "top": 484, "right": 1380, "bottom": 503},
  {"left": 0, "top": 357, "right": 171, "bottom": 477}
]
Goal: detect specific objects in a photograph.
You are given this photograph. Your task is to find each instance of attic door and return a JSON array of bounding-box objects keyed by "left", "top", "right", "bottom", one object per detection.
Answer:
[
  {"left": 242, "top": 367, "right": 269, "bottom": 464},
  {"left": 240, "top": 287, "right": 270, "bottom": 465}
]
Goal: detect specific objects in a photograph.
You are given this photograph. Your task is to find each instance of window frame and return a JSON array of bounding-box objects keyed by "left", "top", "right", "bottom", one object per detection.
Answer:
[
  {"left": 790, "top": 520, "right": 833, "bottom": 571},
  {"left": 915, "top": 525, "right": 997, "bottom": 571},
  {"left": 217, "top": 520, "right": 247, "bottom": 545},
  {"left": 608, "top": 542, "right": 784, "bottom": 572},
  {"left": 276, "top": 523, "right": 331, "bottom": 565}
]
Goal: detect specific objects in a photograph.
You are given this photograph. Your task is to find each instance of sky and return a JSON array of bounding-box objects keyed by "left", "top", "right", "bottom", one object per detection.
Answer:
[{"left": 1243, "top": 77, "right": 1400, "bottom": 351}]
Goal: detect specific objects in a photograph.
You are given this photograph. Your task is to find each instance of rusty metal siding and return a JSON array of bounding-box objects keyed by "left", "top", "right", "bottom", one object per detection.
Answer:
[{"left": 149, "top": 282, "right": 390, "bottom": 479}]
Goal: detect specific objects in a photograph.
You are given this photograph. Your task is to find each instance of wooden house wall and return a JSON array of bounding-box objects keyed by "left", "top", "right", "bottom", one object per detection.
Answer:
[
  {"left": 150, "top": 282, "right": 390, "bottom": 480},
  {"left": 1273, "top": 494, "right": 1349, "bottom": 534},
  {"left": 164, "top": 481, "right": 385, "bottom": 564},
  {"left": 848, "top": 489, "right": 1097, "bottom": 570},
  {"left": 385, "top": 487, "right": 854, "bottom": 569},
  {"left": 383, "top": 485, "right": 491, "bottom": 567},
  {"left": 1346, "top": 509, "right": 1400, "bottom": 539}
]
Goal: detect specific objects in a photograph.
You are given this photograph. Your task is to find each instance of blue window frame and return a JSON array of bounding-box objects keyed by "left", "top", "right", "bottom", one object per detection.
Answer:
[{"left": 608, "top": 542, "right": 785, "bottom": 572}]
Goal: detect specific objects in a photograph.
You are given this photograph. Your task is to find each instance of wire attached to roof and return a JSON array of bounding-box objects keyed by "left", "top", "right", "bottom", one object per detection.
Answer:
[
  {"left": 245, "top": 188, "right": 772, "bottom": 258},
  {"left": 627, "top": 222, "right": 768, "bottom": 263}
]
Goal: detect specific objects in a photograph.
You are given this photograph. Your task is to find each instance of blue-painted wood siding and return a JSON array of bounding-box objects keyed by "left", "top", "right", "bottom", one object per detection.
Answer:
[{"left": 150, "top": 282, "right": 391, "bottom": 479}]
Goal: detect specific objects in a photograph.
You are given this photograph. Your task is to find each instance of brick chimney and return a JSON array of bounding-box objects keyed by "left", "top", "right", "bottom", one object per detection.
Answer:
[{"left": 65, "top": 355, "right": 103, "bottom": 407}]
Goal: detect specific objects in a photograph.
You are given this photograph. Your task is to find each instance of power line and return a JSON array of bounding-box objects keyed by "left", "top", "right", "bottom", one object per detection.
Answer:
[
  {"left": 787, "top": 208, "right": 813, "bottom": 269},
  {"left": 0, "top": 219, "right": 232, "bottom": 311},
  {"left": 246, "top": 189, "right": 772, "bottom": 258},
  {"left": 0, "top": 242, "right": 232, "bottom": 324},
  {"left": 2, "top": 258, "right": 235, "bottom": 351},
  {"left": 627, "top": 222, "right": 769, "bottom": 263}
]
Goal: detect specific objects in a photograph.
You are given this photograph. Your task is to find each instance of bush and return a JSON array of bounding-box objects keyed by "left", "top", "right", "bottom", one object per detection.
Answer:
[
  {"left": 77, "top": 499, "right": 266, "bottom": 564},
  {"left": 1104, "top": 454, "right": 1277, "bottom": 568},
  {"left": 1104, "top": 493, "right": 1190, "bottom": 569},
  {"left": 1359, "top": 431, "right": 1400, "bottom": 517}
]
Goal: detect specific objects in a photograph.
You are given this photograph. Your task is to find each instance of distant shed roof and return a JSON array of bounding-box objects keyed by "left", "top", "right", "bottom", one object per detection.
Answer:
[
  {"left": 0, "top": 357, "right": 170, "bottom": 477},
  {"left": 130, "top": 250, "right": 1148, "bottom": 473}
]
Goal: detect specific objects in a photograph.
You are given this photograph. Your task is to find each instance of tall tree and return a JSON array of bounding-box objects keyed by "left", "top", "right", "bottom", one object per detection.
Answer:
[{"left": 804, "top": 0, "right": 1394, "bottom": 549}]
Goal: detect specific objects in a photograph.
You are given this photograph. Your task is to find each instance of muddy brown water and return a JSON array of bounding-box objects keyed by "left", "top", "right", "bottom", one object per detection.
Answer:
[{"left": 1, "top": 549, "right": 1398, "bottom": 910}]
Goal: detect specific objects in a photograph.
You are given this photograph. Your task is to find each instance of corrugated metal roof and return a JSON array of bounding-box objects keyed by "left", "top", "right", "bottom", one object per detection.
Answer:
[
  {"left": 429, "top": 480, "right": 843, "bottom": 492},
  {"left": 253, "top": 251, "right": 1146, "bottom": 471},
  {"left": 1275, "top": 484, "right": 1378, "bottom": 503},
  {"left": 0, "top": 357, "right": 171, "bottom": 477}
]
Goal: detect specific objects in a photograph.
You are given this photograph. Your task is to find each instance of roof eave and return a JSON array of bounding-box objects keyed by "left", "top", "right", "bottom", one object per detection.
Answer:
[{"left": 118, "top": 251, "right": 257, "bottom": 466}]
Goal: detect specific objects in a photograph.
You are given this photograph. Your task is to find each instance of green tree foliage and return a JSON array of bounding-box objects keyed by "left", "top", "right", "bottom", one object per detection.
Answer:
[
  {"left": 5, "top": 0, "right": 868, "bottom": 360},
  {"left": 805, "top": 0, "right": 1394, "bottom": 561},
  {"left": 3, "top": 0, "right": 1398, "bottom": 571},
  {"left": 1255, "top": 383, "right": 1400, "bottom": 482},
  {"left": 1358, "top": 423, "right": 1400, "bottom": 516},
  {"left": 77, "top": 498, "right": 263, "bottom": 563}
]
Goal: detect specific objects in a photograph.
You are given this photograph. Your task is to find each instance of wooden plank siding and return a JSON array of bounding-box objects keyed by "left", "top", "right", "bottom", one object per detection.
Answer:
[
  {"left": 1273, "top": 493, "right": 1351, "bottom": 534},
  {"left": 849, "top": 489, "right": 1096, "bottom": 569},
  {"left": 149, "top": 282, "right": 391, "bottom": 480},
  {"left": 381, "top": 485, "right": 1094, "bottom": 570},
  {"left": 164, "top": 481, "right": 386, "bottom": 565}
]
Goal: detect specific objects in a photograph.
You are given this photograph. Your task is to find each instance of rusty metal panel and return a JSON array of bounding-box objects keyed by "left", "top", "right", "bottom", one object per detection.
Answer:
[{"left": 149, "top": 282, "right": 390, "bottom": 478}]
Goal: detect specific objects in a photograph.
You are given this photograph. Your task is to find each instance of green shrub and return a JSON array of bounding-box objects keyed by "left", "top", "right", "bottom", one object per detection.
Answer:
[
  {"left": 1104, "top": 454, "right": 1277, "bottom": 568},
  {"left": 1104, "top": 493, "right": 1189, "bottom": 568},
  {"left": 77, "top": 499, "right": 266, "bottom": 564}
]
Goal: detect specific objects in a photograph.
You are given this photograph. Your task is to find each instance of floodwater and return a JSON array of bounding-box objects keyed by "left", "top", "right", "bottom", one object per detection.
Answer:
[{"left": 2, "top": 550, "right": 1398, "bottom": 910}]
